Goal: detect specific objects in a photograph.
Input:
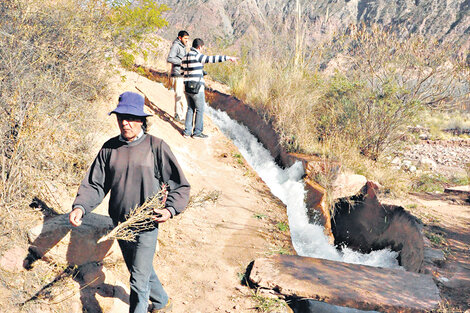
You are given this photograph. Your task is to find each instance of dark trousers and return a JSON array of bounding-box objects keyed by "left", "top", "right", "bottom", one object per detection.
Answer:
[{"left": 118, "top": 227, "right": 168, "bottom": 313}]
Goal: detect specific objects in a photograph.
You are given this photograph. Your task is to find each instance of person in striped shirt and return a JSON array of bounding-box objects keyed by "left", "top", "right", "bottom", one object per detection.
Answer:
[{"left": 181, "top": 38, "right": 237, "bottom": 138}]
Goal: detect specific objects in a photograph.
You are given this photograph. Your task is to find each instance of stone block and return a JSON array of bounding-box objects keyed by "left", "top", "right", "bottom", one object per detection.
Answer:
[{"left": 249, "top": 255, "right": 440, "bottom": 313}]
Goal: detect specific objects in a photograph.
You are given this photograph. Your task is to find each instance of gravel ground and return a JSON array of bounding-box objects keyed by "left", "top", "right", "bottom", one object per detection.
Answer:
[{"left": 393, "top": 139, "right": 470, "bottom": 176}]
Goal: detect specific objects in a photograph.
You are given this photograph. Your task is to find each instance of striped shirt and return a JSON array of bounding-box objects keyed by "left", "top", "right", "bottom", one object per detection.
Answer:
[{"left": 182, "top": 47, "right": 228, "bottom": 86}]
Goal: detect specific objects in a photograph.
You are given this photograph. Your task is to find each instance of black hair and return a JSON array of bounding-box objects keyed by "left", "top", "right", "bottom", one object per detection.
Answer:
[
  {"left": 192, "top": 38, "right": 204, "bottom": 49},
  {"left": 141, "top": 117, "right": 148, "bottom": 132},
  {"left": 178, "top": 30, "right": 189, "bottom": 38}
]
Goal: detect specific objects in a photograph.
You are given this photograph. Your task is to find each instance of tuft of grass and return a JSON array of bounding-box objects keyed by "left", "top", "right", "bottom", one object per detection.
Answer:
[
  {"left": 412, "top": 173, "right": 469, "bottom": 193},
  {"left": 424, "top": 230, "right": 447, "bottom": 247},
  {"left": 253, "top": 213, "right": 267, "bottom": 220},
  {"left": 233, "top": 153, "right": 245, "bottom": 165},
  {"left": 252, "top": 289, "right": 287, "bottom": 313},
  {"left": 276, "top": 222, "right": 289, "bottom": 232}
]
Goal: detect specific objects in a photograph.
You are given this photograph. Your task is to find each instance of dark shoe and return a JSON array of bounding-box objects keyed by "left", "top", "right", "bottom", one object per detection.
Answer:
[
  {"left": 182, "top": 132, "right": 191, "bottom": 138},
  {"left": 174, "top": 114, "right": 184, "bottom": 123},
  {"left": 192, "top": 133, "right": 208, "bottom": 139},
  {"left": 150, "top": 299, "right": 173, "bottom": 312}
]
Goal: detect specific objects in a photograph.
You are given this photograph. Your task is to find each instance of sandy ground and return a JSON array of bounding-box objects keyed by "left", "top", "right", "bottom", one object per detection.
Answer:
[
  {"left": 24, "top": 67, "right": 468, "bottom": 312},
  {"left": 92, "top": 70, "right": 294, "bottom": 313},
  {"left": 384, "top": 192, "right": 470, "bottom": 310}
]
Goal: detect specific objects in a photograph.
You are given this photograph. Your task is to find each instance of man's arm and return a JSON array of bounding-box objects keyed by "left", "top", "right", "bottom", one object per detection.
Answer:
[
  {"left": 69, "top": 146, "right": 110, "bottom": 226},
  {"left": 167, "top": 42, "right": 182, "bottom": 65},
  {"left": 157, "top": 140, "right": 190, "bottom": 217},
  {"left": 198, "top": 53, "right": 238, "bottom": 64}
]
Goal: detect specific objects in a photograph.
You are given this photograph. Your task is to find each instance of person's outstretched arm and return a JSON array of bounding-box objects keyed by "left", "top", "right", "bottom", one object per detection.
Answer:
[{"left": 198, "top": 53, "right": 238, "bottom": 64}]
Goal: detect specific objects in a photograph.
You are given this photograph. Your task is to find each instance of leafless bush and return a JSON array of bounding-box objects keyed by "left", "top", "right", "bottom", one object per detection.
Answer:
[{"left": 0, "top": 0, "right": 109, "bottom": 238}]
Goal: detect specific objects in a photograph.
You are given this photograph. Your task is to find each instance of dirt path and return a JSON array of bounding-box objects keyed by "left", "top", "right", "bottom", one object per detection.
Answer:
[
  {"left": 385, "top": 192, "right": 470, "bottom": 310},
  {"left": 412, "top": 194, "right": 470, "bottom": 309},
  {"left": 103, "top": 70, "right": 470, "bottom": 312},
  {"left": 101, "top": 71, "right": 294, "bottom": 312}
]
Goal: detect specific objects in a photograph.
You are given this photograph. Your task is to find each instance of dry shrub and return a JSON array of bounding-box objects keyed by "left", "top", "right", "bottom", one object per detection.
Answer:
[{"left": 0, "top": 0, "right": 109, "bottom": 242}]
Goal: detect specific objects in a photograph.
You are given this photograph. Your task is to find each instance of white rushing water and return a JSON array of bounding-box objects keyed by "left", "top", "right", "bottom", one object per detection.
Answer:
[{"left": 207, "top": 107, "right": 401, "bottom": 269}]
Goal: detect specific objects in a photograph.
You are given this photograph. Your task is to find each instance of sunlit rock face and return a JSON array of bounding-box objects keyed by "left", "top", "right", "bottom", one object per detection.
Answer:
[
  {"left": 158, "top": 0, "right": 469, "bottom": 50},
  {"left": 249, "top": 254, "right": 441, "bottom": 313}
]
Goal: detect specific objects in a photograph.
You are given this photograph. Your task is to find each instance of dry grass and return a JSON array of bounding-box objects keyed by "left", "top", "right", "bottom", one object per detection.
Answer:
[
  {"left": 0, "top": 0, "right": 169, "bottom": 310},
  {"left": 0, "top": 0, "right": 109, "bottom": 250},
  {"left": 206, "top": 22, "right": 469, "bottom": 193}
]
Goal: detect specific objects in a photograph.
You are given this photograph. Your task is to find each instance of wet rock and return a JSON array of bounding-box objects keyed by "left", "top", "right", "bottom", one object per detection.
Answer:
[
  {"left": 304, "top": 178, "right": 334, "bottom": 243},
  {"left": 249, "top": 255, "right": 440, "bottom": 313},
  {"left": 332, "top": 183, "right": 424, "bottom": 272}
]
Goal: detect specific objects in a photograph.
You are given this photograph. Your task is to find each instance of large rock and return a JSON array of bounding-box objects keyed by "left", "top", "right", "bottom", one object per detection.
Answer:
[
  {"left": 332, "top": 183, "right": 424, "bottom": 272},
  {"left": 249, "top": 255, "right": 441, "bottom": 313},
  {"left": 304, "top": 178, "right": 334, "bottom": 243},
  {"left": 331, "top": 173, "right": 368, "bottom": 200},
  {"left": 27, "top": 213, "right": 121, "bottom": 266}
]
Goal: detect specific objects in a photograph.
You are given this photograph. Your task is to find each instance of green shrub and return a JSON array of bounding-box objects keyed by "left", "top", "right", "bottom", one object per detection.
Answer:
[
  {"left": 119, "top": 49, "right": 136, "bottom": 69},
  {"left": 107, "top": 0, "right": 169, "bottom": 47}
]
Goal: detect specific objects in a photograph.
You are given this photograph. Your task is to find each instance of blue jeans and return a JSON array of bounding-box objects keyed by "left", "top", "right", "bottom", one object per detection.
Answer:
[
  {"left": 184, "top": 89, "right": 205, "bottom": 136},
  {"left": 118, "top": 227, "right": 168, "bottom": 313}
]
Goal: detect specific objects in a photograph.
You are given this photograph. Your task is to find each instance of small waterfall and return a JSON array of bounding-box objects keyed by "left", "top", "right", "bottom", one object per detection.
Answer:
[{"left": 208, "top": 107, "right": 401, "bottom": 268}]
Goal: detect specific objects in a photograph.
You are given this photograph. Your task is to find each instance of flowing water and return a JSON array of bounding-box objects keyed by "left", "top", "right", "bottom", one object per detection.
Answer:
[{"left": 207, "top": 107, "right": 401, "bottom": 269}]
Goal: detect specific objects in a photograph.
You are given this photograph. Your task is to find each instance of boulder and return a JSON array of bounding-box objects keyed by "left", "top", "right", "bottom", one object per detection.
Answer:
[
  {"left": 27, "top": 213, "right": 121, "bottom": 266},
  {"left": 331, "top": 184, "right": 424, "bottom": 272},
  {"left": 249, "top": 255, "right": 441, "bottom": 313}
]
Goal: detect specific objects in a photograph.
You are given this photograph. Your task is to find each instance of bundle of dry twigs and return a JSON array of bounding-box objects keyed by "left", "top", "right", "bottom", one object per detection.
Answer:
[
  {"left": 97, "top": 186, "right": 167, "bottom": 243},
  {"left": 97, "top": 187, "right": 221, "bottom": 243}
]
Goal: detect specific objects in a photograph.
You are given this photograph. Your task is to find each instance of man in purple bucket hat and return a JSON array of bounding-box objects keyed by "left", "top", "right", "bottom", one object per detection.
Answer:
[{"left": 69, "top": 91, "right": 190, "bottom": 312}]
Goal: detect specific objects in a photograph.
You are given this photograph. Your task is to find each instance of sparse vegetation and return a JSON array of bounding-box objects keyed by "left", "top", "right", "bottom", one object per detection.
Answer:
[
  {"left": 207, "top": 22, "right": 469, "bottom": 194},
  {"left": 233, "top": 153, "right": 245, "bottom": 165},
  {"left": 0, "top": 0, "right": 109, "bottom": 247},
  {"left": 0, "top": 0, "right": 168, "bottom": 310},
  {"left": 425, "top": 230, "right": 448, "bottom": 247},
  {"left": 276, "top": 222, "right": 289, "bottom": 232},
  {"left": 252, "top": 289, "right": 287, "bottom": 313},
  {"left": 253, "top": 213, "right": 267, "bottom": 220},
  {"left": 412, "top": 173, "right": 469, "bottom": 193}
]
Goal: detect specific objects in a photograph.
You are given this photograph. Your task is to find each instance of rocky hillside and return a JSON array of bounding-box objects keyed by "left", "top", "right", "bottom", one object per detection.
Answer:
[{"left": 157, "top": 0, "right": 469, "bottom": 51}]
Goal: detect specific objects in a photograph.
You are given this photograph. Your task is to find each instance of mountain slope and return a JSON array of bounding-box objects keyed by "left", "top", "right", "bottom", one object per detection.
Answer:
[{"left": 157, "top": 0, "right": 470, "bottom": 50}]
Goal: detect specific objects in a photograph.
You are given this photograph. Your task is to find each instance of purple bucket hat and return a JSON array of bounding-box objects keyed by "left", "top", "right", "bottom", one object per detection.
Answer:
[{"left": 109, "top": 91, "right": 152, "bottom": 117}]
